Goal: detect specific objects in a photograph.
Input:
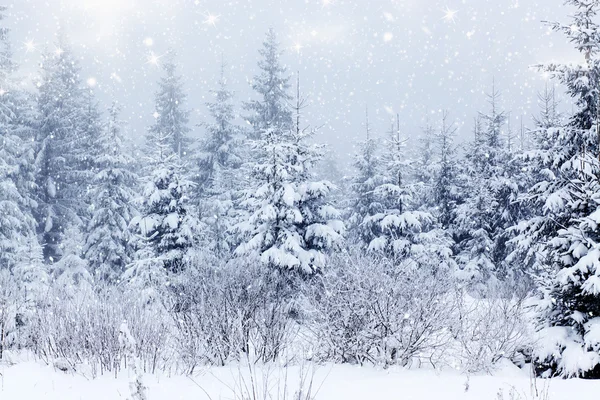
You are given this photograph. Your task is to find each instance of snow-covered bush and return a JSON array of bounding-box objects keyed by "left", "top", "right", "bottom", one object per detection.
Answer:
[
  {"left": 167, "top": 253, "right": 299, "bottom": 371},
  {"left": 453, "top": 291, "right": 532, "bottom": 374},
  {"left": 228, "top": 354, "right": 320, "bottom": 400},
  {"left": 28, "top": 282, "right": 171, "bottom": 377},
  {"left": 309, "top": 250, "right": 459, "bottom": 368},
  {"left": 0, "top": 270, "right": 26, "bottom": 360}
]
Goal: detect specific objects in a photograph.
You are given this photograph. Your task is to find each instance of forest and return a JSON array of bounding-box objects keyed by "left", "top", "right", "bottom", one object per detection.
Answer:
[{"left": 2, "top": 0, "right": 600, "bottom": 399}]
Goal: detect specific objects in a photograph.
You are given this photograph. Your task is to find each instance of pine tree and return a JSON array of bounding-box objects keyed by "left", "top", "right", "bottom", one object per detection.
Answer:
[
  {"left": 434, "top": 111, "right": 460, "bottom": 229},
  {"left": 130, "top": 109, "right": 196, "bottom": 275},
  {"left": 34, "top": 37, "right": 96, "bottom": 262},
  {"left": 197, "top": 60, "right": 243, "bottom": 194},
  {"left": 533, "top": 83, "right": 562, "bottom": 140},
  {"left": 455, "top": 85, "right": 517, "bottom": 291},
  {"left": 50, "top": 223, "right": 93, "bottom": 296},
  {"left": 347, "top": 108, "right": 384, "bottom": 245},
  {"left": 0, "top": 7, "right": 39, "bottom": 271},
  {"left": 148, "top": 52, "right": 191, "bottom": 159},
  {"left": 512, "top": 0, "right": 600, "bottom": 378},
  {"left": 481, "top": 81, "right": 507, "bottom": 150},
  {"left": 235, "top": 75, "right": 344, "bottom": 274},
  {"left": 244, "top": 29, "right": 293, "bottom": 139},
  {"left": 508, "top": 87, "right": 563, "bottom": 274},
  {"left": 83, "top": 103, "right": 138, "bottom": 282},
  {"left": 358, "top": 114, "right": 447, "bottom": 263},
  {"left": 413, "top": 118, "right": 437, "bottom": 211},
  {"left": 195, "top": 60, "right": 244, "bottom": 255}
]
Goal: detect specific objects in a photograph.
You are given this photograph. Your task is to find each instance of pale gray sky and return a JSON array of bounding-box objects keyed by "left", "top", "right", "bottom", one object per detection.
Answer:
[{"left": 4, "top": 0, "right": 577, "bottom": 160}]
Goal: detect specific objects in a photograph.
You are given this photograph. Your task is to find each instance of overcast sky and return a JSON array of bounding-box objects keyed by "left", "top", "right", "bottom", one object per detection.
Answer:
[{"left": 4, "top": 0, "right": 578, "bottom": 161}]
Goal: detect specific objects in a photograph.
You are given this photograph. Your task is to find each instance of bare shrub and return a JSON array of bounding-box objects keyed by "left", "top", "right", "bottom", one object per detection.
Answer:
[
  {"left": 27, "top": 283, "right": 171, "bottom": 377},
  {"left": 226, "top": 354, "right": 321, "bottom": 400},
  {"left": 309, "top": 250, "right": 460, "bottom": 368},
  {"left": 453, "top": 288, "right": 531, "bottom": 374},
  {"left": 167, "top": 254, "right": 299, "bottom": 372},
  {"left": 0, "top": 270, "right": 26, "bottom": 360}
]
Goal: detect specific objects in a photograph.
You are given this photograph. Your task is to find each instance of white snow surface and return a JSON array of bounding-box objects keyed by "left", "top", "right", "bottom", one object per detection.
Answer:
[{"left": 1, "top": 358, "right": 599, "bottom": 399}]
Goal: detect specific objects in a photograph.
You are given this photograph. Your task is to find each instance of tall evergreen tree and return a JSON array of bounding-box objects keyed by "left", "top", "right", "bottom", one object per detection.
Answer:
[
  {"left": 512, "top": 0, "right": 600, "bottom": 378},
  {"left": 244, "top": 29, "right": 293, "bottom": 139},
  {"left": 347, "top": 108, "right": 384, "bottom": 245},
  {"left": 195, "top": 60, "right": 244, "bottom": 255},
  {"left": 235, "top": 75, "right": 344, "bottom": 273},
  {"left": 413, "top": 118, "right": 436, "bottom": 211},
  {"left": 34, "top": 37, "right": 97, "bottom": 262},
  {"left": 130, "top": 105, "right": 196, "bottom": 276},
  {"left": 0, "top": 6, "right": 38, "bottom": 271},
  {"left": 356, "top": 114, "right": 451, "bottom": 268},
  {"left": 83, "top": 103, "right": 138, "bottom": 282},
  {"left": 454, "top": 86, "right": 520, "bottom": 291},
  {"left": 509, "top": 86, "right": 563, "bottom": 273},
  {"left": 148, "top": 52, "right": 191, "bottom": 159},
  {"left": 434, "top": 111, "right": 460, "bottom": 230}
]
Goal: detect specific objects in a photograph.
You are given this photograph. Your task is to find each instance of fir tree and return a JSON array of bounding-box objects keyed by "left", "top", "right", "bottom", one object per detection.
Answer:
[
  {"left": 148, "top": 52, "right": 191, "bottom": 159},
  {"left": 455, "top": 86, "right": 520, "bottom": 291},
  {"left": 513, "top": 0, "right": 600, "bottom": 378},
  {"left": 434, "top": 111, "right": 460, "bottom": 230},
  {"left": 83, "top": 103, "right": 138, "bottom": 282},
  {"left": 130, "top": 110, "right": 196, "bottom": 275},
  {"left": 34, "top": 37, "right": 97, "bottom": 262},
  {"left": 359, "top": 114, "right": 452, "bottom": 264},
  {"left": 196, "top": 60, "right": 244, "bottom": 255},
  {"left": 235, "top": 75, "right": 344, "bottom": 274},
  {"left": 0, "top": 7, "right": 39, "bottom": 271},
  {"left": 244, "top": 29, "right": 293, "bottom": 139},
  {"left": 413, "top": 118, "right": 437, "bottom": 211},
  {"left": 347, "top": 108, "right": 384, "bottom": 245}
]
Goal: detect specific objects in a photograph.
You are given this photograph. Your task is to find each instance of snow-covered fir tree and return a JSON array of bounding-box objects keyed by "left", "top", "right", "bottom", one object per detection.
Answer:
[
  {"left": 34, "top": 36, "right": 97, "bottom": 262},
  {"left": 413, "top": 118, "right": 437, "bottom": 211},
  {"left": 130, "top": 110, "right": 197, "bottom": 278},
  {"left": 511, "top": 0, "right": 600, "bottom": 378},
  {"left": 360, "top": 116, "right": 417, "bottom": 254},
  {"left": 50, "top": 223, "right": 93, "bottom": 296},
  {"left": 234, "top": 75, "right": 344, "bottom": 274},
  {"left": 83, "top": 103, "right": 138, "bottom": 283},
  {"left": 195, "top": 60, "right": 244, "bottom": 255},
  {"left": 533, "top": 83, "right": 562, "bottom": 132},
  {"left": 244, "top": 28, "right": 293, "bottom": 139},
  {"left": 347, "top": 109, "right": 384, "bottom": 245},
  {"left": 357, "top": 114, "right": 453, "bottom": 268},
  {"left": 455, "top": 85, "right": 522, "bottom": 291},
  {"left": 0, "top": 7, "right": 38, "bottom": 271},
  {"left": 433, "top": 111, "right": 460, "bottom": 230},
  {"left": 148, "top": 51, "right": 191, "bottom": 159},
  {"left": 508, "top": 85, "right": 563, "bottom": 274}
]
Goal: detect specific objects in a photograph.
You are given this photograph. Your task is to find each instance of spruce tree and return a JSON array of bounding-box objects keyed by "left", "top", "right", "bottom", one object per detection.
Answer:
[
  {"left": 413, "top": 118, "right": 437, "bottom": 211},
  {"left": 83, "top": 103, "right": 139, "bottom": 282},
  {"left": 347, "top": 108, "right": 384, "bottom": 245},
  {"left": 454, "top": 86, "right": 518, "bottom": 291},
  {"left": 235, "top": 75, "right": 344, "bottom": 274},
  {"left": 358, "top": 115, "right": 453, "bottom": 269},
  {"left": 130, "top": 109, "right": 196, "bottom": 276},
  {"left": 148, "top": 52, "right": 191, "bottom": 159},
  {"left": 34, "top": 37, "right": 96, "bottom": 262},
  {"left": 244, "top": 29, "right": 293, "bottom": 139},
  {"left": 0, "top": 7, "right": 38, "bottom": 271},
  {"left": 195, "top": 61, "right": 244, "bottom": 255},
  {"left": 513, "top": 0, "right": 600, "bottom": 378},
  {"left": 509, "top": 86, "right": 563, "bottom": 274},
  {"left": 434, "top": 111, "right": 460, "bottom": 230}
]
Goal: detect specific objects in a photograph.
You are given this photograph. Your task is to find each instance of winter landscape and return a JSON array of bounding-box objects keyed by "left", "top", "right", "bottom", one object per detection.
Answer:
[{"left": 4, "top": 0, "right": 600, "bottom": 399}]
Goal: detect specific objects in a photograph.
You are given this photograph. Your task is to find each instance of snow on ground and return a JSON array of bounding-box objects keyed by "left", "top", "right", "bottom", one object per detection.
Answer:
[{"left": 1, "top": 359, "right": 599, "bottom": 400}]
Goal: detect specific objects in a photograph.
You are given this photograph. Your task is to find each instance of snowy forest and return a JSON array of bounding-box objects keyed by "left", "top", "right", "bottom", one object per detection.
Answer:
[{"left": 3, "top": 0, "right": 600, "bottom": 399}]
